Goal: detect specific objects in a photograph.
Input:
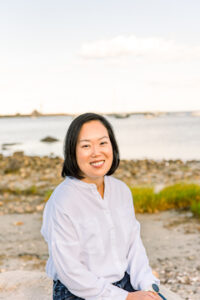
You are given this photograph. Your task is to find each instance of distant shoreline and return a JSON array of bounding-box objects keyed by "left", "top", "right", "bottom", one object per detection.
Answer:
[
  {"left": 0, "top": 110, "right": 199, "bottom": 119},
  {"left": 0, "top": 152, "right": 199, "bottom": 188}
]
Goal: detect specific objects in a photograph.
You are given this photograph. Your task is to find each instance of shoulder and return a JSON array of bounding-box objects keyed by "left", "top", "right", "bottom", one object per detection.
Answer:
[
  {"left": 47, "top": 177, "right": 79, "bottom": 211},
  {"left": 52, "top": 177, "right": 72, "bottom": 197},
  {"left": 107, "top": 175, "right": 131, "bottom": 193}
]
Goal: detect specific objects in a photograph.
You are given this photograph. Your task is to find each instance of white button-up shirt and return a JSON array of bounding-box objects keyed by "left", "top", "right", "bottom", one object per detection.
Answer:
[{"left": 41, "top": 175, "right": 159, "bottom": 300}]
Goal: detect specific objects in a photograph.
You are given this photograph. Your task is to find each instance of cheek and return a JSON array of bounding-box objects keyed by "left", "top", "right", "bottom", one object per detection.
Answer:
[
  {"left": 111, "top": 152, "right": 114, "bottom": 163},
  {"left": 76, "top": 149, "right": 88, "bottom": 164},
  {"left": 109, "top": 145, "right": 114, "bottom": 156},
  {"left": 76, "top": 150, "right": 86, "bottom": 174},
  {"left": 107, "top": 146, "right": 114, "bottom": 162},
  {"left": 76, "top": 148, "right": 82, "bottom": 166}
]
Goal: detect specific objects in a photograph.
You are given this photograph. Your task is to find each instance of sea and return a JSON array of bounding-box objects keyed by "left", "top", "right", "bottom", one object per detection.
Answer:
[{"left": 0, "top": 112, "right": 200, "bottom": 161}]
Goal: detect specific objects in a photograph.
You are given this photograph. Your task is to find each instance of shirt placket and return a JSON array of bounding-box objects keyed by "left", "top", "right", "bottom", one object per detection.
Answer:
[{"left": 93, "top": 188, "right": 121, "bottom": 271}]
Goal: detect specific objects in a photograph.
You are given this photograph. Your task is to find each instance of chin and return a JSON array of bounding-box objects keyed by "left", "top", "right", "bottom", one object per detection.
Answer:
[{"left": 89, "top": 171, "right": 107, "bottom": 179}]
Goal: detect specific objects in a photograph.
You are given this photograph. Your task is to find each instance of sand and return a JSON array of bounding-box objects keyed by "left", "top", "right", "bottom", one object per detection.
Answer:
[{"left": 0, "top": 210, "right": 199, "bottom": 299}]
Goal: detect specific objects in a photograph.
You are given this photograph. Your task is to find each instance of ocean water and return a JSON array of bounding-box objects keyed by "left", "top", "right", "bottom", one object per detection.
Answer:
[{"left": 0, "top": 113, "right": 200, "bottom": 161}]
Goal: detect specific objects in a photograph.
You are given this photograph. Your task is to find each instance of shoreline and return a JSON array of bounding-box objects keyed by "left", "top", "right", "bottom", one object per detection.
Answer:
[
  {"left": 0, "top": 153, "right": 199, "bottom": 299},
  {"left": 1, "top": 151, "right": 200, "bottom": 162},
  {"left": 0, "top": 152, "right": 200, "bottom": 215},
  {"left": 0, "top": 110, "right": 199, "bottom": 119}
]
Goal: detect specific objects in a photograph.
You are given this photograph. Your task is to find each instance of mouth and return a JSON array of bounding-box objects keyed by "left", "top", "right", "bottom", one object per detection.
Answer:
[{"left": 90, "top": 160, "right": 105, "bottom": 167}]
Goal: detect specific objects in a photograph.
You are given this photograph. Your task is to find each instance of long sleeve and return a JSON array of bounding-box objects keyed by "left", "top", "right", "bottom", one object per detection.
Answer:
[
  {"left": 50, "top": 205, "right": 128, "bottom": 300},
  {"left": 126, "top": 190, "right": 160, "bottom": 290},
  {"left": 41, "top": 176, "right": 159, "bottom": 299}
]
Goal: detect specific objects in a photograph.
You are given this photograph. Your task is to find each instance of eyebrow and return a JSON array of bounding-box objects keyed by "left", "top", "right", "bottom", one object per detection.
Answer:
[{"left": 79, "top": 136, "right": 109, "bottom": 143}]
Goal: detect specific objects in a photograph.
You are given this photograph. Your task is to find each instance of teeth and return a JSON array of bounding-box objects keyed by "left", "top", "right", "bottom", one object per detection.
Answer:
[{"left": 91, "top": 161, "right": 104, "bottom": 166}]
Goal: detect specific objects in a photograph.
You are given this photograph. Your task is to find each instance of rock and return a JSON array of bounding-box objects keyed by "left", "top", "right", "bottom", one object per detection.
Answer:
[
  {"left": 2, "top": 143, "right": 20, "bottom": 148},
  {"left": 160, "top": 285, "right": 183, "bottom": 300},
  {"left": 13, "top": 221, "right": 24, "bottom": 226},
  {"left": 13, "top": 151, "right": 24, "bottom": 157},
  {"left": 4, "top": 158, "right": 21, "bottom": 174},
  {"left": 40, "top": 136, "right": 59, "bottom": 143},
  {"left": 0, "top": 271, "right": 52, "bottom": 300},
  {"left": 196, "top": 265, "right": 200, "bottom": 271},
  {"left": 113, "top": 113, "right": 130, "bottom": 118},
  {"left": 31, "top": 110, "right": 42, "bottom": 117},
  {"left": 36, "top": 203, "right": 45, "bottom": 211}
]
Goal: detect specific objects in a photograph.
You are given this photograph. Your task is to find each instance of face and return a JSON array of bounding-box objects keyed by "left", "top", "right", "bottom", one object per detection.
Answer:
[{"left": 76, "top": 120, "right": 113, "bottom": 184}]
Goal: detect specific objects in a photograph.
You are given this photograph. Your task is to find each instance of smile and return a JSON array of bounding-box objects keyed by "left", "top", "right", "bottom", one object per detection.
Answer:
[{"left": 90, "top": 160, "right": 105, "bottom": 167}]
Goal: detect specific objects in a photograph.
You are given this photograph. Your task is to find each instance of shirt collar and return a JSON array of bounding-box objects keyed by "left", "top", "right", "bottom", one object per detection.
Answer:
[{"left": 66, "top": 175, "right": 109, "bottom": 191}]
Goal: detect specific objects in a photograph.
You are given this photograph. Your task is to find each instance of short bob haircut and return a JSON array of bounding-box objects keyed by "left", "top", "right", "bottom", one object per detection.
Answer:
[{"left": 61, "top": 112, "right": 120, "bottom": 179}]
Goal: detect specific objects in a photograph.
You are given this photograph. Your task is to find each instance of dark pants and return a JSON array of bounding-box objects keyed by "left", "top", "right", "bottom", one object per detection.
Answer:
[{"left": 53, "top": 272, "right": 136, "bottom": 300}]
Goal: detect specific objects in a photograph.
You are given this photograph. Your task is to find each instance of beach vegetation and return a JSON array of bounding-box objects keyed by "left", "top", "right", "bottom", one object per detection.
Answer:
[
  {"left": 1, "top": 181, "right": 200, "bottom": 218},
  {"left": 190, "top": 201, "right": 200, "bottom": 218},
  {"left": 130, "top": 187, "right": 158, "bottom": 213},
  {"left": 24, "top": 185, "right": 38, "bottom": 195},
  {"left": 44, "top": 189, "right": 53, "bottom": 202},
  {"left": 0, "top": 185, "right": 38, "bottom": 196},
  {"left": 130, "top": 183, "right": 200, "bottom": 218}
]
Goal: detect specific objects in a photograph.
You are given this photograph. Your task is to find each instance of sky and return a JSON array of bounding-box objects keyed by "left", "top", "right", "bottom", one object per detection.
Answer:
[{"left": 1, "top": 0, "right": 200, "bottom": 115}]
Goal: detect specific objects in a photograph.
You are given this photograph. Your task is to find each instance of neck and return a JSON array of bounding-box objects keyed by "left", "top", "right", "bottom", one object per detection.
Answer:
[
  {"left": 82, "top": 176, "right": 105, "bottom": 198},
  {"left": 97, "top": 181, "right": 104, "bottom": 198}
]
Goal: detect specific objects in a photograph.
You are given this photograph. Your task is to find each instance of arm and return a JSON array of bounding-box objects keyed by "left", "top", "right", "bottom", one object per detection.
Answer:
[
  {"left": 126, "top": 189, "right": 160, "bottom": 291},
  {"left": 51, "top": 205, "right": 128, "bottom": 300}
]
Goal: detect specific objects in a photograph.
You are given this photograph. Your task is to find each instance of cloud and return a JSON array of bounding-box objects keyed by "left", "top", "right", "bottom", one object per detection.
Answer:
[{"left": 79, "top": 35, "right": 200, "bottom": 62}]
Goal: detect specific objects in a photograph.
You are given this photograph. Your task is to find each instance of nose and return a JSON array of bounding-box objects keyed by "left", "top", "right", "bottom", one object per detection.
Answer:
[{"left": 91, "top": 144, "right": 100, "bottom": 157}]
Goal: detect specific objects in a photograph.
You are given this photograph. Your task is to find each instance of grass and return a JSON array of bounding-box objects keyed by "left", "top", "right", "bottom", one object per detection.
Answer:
[
  {"left": 129, "top": 187, "right": 158, "bottom": 213},
  {"left": 44, "top": 189, "right": 53, "bottom": 202},
  {"left": 1, "top": 182, "right": 200, "bottom": 218},
  {"left": 24, "top": 185, "right": 38, "bottom": 195},
  {"left": 130, "top": 183, "right": 200, "bottom": 218},
  {"left": 0, "top": 185, "right": 39, "bottom": 195},
  {"left": 0, "top": 185, "right": 53, "bottom": 201},
  {"left": 190, "top": 201, "right": 200, "bottom": 218}
]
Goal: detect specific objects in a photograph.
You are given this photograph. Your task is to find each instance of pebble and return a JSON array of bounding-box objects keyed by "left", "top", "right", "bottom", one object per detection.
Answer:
[{"left": 0, "top": 153, "right": 200, "bottom": 299}]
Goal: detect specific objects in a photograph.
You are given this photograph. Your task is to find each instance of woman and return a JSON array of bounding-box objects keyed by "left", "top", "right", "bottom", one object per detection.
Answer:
[{"left": 41, "top": 113, "right": 162, "bottom": 300}]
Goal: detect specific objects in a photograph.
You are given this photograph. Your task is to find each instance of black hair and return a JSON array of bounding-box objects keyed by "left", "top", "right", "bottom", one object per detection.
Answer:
[{"left": 61, "top": 112, "right": 120, "bottom": 179}]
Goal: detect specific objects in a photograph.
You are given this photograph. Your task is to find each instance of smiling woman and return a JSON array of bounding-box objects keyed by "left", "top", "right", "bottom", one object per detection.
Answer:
[
  {"left": 41, "top": 113, "right": 168, "bottom": 300},
  {"left": 76, "top": 121, "right": 113, "bottom": 197}
]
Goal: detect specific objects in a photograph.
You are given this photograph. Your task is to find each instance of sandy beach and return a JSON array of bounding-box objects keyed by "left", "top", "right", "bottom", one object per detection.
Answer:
[
  {"left": 0, "top": 153, "right": 199, "bottom": 299},
  {"left": 0, "top": 210, "right": 199, "bottom": 299}
]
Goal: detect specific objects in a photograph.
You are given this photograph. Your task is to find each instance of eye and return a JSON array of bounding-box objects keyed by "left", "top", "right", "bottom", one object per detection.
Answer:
[
  {"left": 100, "top": 141, "right": 108, "bottom": 145},
  {"left": 82, "top": 144, "right": 90, "bottom": 148}
]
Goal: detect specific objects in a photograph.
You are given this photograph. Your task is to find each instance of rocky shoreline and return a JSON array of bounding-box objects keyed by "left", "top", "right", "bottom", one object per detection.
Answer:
[
  {"left": 0, "top": 152, "right": 200, "bottom": 299},
  {"left": 0, "top": 152, "right": 200, "bottom": 215}
]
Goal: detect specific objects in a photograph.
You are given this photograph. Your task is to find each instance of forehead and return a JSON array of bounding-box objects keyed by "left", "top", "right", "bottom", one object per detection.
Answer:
[{"left": 78, "top": 120, "right": 109, "bottom": 140}]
